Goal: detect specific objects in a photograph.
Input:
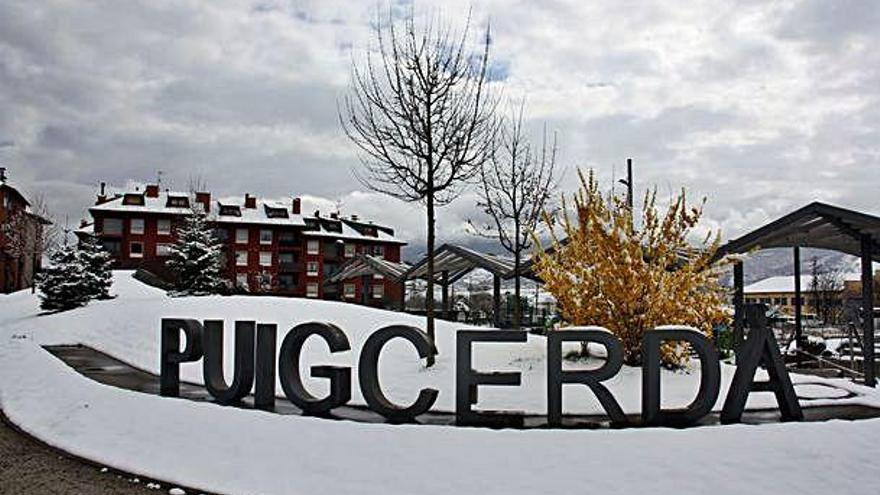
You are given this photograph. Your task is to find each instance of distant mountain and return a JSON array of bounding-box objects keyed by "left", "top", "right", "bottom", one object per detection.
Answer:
[{"left": 722, "top": 247, "right": 861, "bottom": 286}]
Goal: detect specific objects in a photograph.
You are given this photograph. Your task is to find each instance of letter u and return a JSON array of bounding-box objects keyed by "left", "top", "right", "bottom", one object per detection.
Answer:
[{"left": 202, "top": 320, "right": 256, "bottom": 404}]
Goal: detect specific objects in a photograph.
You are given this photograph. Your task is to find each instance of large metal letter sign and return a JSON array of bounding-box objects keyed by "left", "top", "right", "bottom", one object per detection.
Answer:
[
  {"left": 254, "top": 323, "right": 278, "bottom": 411},
  {"left": 358, "top": 325, "right": 439, "bottom": 422},
  {"left": 456, "top": 330, "right": 527, "bottom": 426},
  {"left": 721, "top": 325, "right": 803, "bottom": 423},
  {"left": 642, "top": 327, "right": 721, "bottom": 426},
  {"left": 547, "top": 328, "right": 628, "bottom": 426},
  {"left": 160, "top": 318, "right": 204, "bottom": 397},
  {"left": 278, "top": 322, "right": 352, "bottom": 415},
  {"left": 202, "top": 320, "right": 256, "bottom": 404}
]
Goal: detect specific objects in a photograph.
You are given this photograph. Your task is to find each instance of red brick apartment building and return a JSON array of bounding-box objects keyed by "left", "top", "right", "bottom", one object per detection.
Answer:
[
  {"left": 0, "top": 170, "right": 51, "bottom": 293},
  {"left": 78, "top": 183, "right": 406, "bottom": 308}
]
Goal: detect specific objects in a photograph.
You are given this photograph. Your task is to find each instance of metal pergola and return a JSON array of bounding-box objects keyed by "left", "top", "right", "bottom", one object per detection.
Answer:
[
  {"left": 716, "top": 201, "right": 880, "bottom": 387},
  {"left": 405, "top": 244, "right": 516, "bottom": 327}
]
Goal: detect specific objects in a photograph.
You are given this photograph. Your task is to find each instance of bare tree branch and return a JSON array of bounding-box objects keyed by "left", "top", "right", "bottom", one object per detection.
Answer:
[
  {"left": 340, "top": 6, "right": 498, "bottom": 359},
  {"left": 468, "top": 99, "right": 559, "bottom": 325}
]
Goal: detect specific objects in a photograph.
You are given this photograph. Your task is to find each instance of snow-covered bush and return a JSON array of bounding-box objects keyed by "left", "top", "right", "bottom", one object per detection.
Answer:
[{"left": 166, "top": 211, "right": 226, "bottom": 296}]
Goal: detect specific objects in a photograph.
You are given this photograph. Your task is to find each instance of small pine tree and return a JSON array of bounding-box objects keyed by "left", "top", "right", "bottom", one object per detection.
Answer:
[
  {"left": 167, "top": 210, "right": 226, "bottom": 296},
  {"left": 37, "top": 243, "right": 90, "bottom": 311},
  {"left": 78, "top": 235, "right": 114, "bottom": 299}
]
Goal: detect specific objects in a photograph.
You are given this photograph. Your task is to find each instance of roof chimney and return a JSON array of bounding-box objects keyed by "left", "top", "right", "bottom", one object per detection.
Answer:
[
  {"left": 195, "top": 191, "right": 211, "bottom": 213},
  {"left": 292, "top": 197, "right": 301, "bottom": 215},
  {"left": 95, "top": 181, "right": 110, "bottom": 205},
  {"left": 351, "top": 214, "right": 359, "bottom": 221},
  {"left": 330, "top": 212, "right": 339, "bottom": 220},
  {"left": 0, "top": 167, "right": 6, "bottom": 183},
  {"left": 145, "top": 184, "right": 160, "bottom": 198},
  {"left": 244, "top": 193, "right": 257, "bottom": 209}
]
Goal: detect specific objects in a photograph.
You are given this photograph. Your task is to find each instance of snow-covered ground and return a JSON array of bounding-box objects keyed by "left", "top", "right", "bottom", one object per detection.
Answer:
[{"left": 2, "top": 271, "right": 880, "bottom": 495}]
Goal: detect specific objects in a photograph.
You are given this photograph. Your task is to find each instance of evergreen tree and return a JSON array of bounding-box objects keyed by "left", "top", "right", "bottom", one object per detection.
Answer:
[
  {"left": 78, "top": 235, "right": 114, "bottom": 299},
  {"left": 167, "top": 211, "right": 226, "bottom": 296},
  {"left": 37, "top": 243, "right": 90, "bottom": 311}
]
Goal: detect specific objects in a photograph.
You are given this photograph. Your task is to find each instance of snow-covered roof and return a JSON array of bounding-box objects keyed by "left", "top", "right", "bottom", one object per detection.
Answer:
[
  {"left": 90, "top": 192, "right": 309, "bottom": 227},
  {"left": 89, "top": 188, "right": 403, "bottom": 241},
  {"left": 744, "top": 273, "right": 862, "bottom": 294},
  {"left": 90, "top": 191, "right": 194, "bottom": 216},
  {"left": 304, "top": 219, "right": 406, "bottom": 245},
  {"left": 212, "top": 201, "right": 307, "bottom": 227}
]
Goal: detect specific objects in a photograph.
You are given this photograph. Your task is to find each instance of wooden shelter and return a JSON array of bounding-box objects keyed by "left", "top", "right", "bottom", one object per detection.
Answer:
[
  {"left": 326, "top": 254, "right": 411, "bottom": 309},
  {"left": 405, "top": 244, "right": 516, "bottom": 327},
  {"left": 716, "top": 202, "right": 879, "bottom": 386}
]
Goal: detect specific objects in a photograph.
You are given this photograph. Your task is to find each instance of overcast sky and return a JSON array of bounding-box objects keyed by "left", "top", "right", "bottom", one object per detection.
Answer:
[{"left": 2, "top": 0, "right": 878, "bottom": 259}]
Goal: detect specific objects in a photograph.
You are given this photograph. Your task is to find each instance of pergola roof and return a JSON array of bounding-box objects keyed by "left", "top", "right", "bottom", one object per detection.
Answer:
[
  {"left": 326, "top": 254, "right": 410, "bottom": 283},
  {"left": 405, "top": 243, "right": 516, "bottom": 284},
  {"left": 717, "top": 202, "right": 880, "bottom": 261}
]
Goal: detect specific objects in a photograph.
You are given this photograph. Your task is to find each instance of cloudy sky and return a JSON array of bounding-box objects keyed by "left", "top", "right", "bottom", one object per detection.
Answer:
[{"left": 2, "top": 0, "right": 878, "bottom": 259}]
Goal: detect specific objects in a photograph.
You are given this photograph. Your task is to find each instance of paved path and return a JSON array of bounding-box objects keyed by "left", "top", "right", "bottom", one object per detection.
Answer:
[
  {"left": 46, "top": 343, "right": 880, "bottom": 428},
  {"left": 0, "top": 413, "right": 164, "bottom": 494}
]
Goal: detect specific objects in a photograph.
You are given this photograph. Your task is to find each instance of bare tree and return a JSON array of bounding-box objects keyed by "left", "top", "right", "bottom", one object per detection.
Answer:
[
  {"left": 469, "top": 101, "right": 558, "bottom": 326},
  {"left": 809, "top": 257, "right": 844, "bottom": 325},
  {"left": 340, "top": 8, "right": 497, "bottom": 365}
]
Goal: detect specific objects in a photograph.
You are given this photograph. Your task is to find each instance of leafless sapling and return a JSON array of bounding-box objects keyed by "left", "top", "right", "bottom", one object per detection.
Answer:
[
  {"left": 469, "top": 101, "right": 558, "bottom": 327},
  {"left": 340, "top": 9, "right": 498, "bottom": 364}
]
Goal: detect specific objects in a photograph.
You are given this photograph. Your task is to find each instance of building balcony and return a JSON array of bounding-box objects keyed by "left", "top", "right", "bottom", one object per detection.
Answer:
[{"left": 279, "top": 261, "right": 303, "bottom": 272}]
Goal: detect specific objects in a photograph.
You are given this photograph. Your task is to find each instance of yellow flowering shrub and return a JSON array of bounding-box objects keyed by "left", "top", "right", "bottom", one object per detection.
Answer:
[{"left": 532, "top": 169, "right": 729, "bottom": 367}]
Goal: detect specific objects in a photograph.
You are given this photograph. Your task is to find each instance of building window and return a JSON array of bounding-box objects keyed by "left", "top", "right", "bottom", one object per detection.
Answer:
[
  {"left": 102, "top": 239, "right": 121, "bottom": 254},
  {"left": 307, "top": 239, "right": 320, "bottom": 255},
  {"left": 236, "top": 273, "right": 249, "bottom": 289},
  {"left": 167, "top": 196, "right": 189, "bottom": 208},
  {"left": 306, "top": 283, "right": 319, "bottom": 298},
  {"left": 372, "top": 245, "right": 385, "bottom": 258},
  {"left": 259, "top": 251, "right": 273, "bottom": 267},
  {"left": 372, "top": 284, "right": 384, "bottom": 299},
  {"left": 344, "top": 283, "right": 356, "bottom": 299},
  {"left": 344, "top": 243, "right": 356, "bottom": 258},
  {"left": 156, "top": 243, "right": 172, "bottom": 257},
  {"left": 260, "top": 229, "right": 273, "bottom": 245},
  {"left": 130, "top": 241, "right": 144, "bottom": 258},
  {"left": 236, "top": 250, "right": 248, "bottom": 267},
  {"left": 236, "top": 228, "right": 249, "bottom": 244},
  {"left": 130, "top": 218, "right": 144, "bottom": 234},
  {"left": 157, "top": 219, "right": 171, "bottom": 235},
  {"left": 306, "top": 261, "right": 319, "bottom": 276},
  {"left": 103, "top": 218, "right": 123, "bottom": 235}
]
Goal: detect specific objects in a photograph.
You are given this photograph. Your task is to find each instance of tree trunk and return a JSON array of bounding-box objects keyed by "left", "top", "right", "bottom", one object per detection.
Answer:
[
  {"left": 513, "top": 252, "right": 522, "bottom": 328},
  {"left": 425, "top": 192, "right": 436, "bottom": 367}
]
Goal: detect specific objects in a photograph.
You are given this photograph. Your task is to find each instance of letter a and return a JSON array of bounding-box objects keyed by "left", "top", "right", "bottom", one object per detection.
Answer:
[{"left": 721, "top": 326, "right": 803, "bottom": 423}]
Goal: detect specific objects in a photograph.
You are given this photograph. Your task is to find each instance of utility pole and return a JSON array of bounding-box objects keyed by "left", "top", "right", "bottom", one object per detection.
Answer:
[{"left": 617, "top": 158, "right": 634, "bottom": 210}]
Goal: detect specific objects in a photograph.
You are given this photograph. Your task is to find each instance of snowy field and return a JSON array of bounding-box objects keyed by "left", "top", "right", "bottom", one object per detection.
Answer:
[{"left": 2, "top": 271, "right": 880, "bottom": 495}]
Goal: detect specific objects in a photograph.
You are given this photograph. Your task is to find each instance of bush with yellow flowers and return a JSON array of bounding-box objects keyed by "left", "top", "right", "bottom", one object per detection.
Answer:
[{"left": 532, "top": 169, "right": 729, "bottom": 368}]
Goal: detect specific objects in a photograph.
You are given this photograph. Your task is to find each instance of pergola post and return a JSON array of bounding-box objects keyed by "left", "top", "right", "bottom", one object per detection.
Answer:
[
  {"left": 493, "top": 273, "right": 501, "bottom": 328},
  {"left": 399, "top": 279, "right": 407, "bottom": 312},
  {"left": 861, "top": 234, "right": 876, "bottom": 387},
  {"left": 441, "top": 270, "right": 450, "bottom": 320},
  {"left": 733, "top": 261, "right": 744, "bottom": 352},
  {"left": 793, "top": 245, "right": 803, "bottom": 365}
]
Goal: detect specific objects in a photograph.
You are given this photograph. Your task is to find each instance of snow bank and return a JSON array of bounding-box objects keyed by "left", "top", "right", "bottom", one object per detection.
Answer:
[
  {"left": 2, "top": 271, "right": 879, "bottom": 415},
  {"left": 2, "top": 337, "right": 879, "bottom": 495}
]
